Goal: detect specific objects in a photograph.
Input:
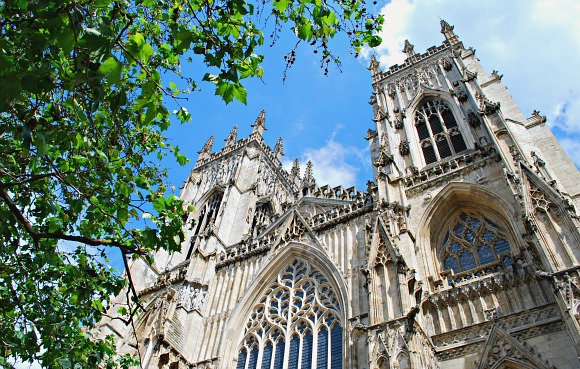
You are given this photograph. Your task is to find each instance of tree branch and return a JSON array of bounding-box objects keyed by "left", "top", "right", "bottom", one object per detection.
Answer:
[{"left": 0, "top": 180, "right": 145, "bottom": 255}]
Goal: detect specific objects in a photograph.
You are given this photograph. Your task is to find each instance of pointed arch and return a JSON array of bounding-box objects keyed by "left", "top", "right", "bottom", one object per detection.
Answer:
[
  {"left": 187, "top": 187, "right": 225, "bottom": 258},
  {"left": 416, "top": 182, "right": 524, "bottom": 285},
  {"left": 221, "top": 242, "right": 350, "bottom": 369},
  {"left": 407, "top": 91, "right": 473, "bottom": 167}
]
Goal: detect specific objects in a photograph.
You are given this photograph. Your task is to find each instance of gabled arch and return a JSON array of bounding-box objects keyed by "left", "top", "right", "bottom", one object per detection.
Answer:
[
  {"left": 416, "top": 182, "right": 524, "bottom": 286},
  {"left": 367, "top": 216, "right": 399, "bottom": 270},
  {"left": 220, "top": 242, "right": 350, "bottom": 369}
]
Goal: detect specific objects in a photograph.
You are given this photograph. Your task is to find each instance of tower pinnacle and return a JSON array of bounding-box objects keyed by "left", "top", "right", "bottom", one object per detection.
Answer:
[
  {"left": 273, "top": 137, "right": 284, "bottom": 160},
  {"left": 368, "top": 55, "right": 381, "bottom": 77},
  {"left": 225, "top": 125, "right": 238, "bottom": 147},
  {"left": 403, "top": 39, "right": 416, "bottom": 59},
  {"left": 440, "top": 19, "right": 460, "bottom": 45},
  {"left": 197, "top": 135, "right": 214, "bottom": 163},
  {"left": 251, "top": 110, "right": 267, "bottom": 136}
]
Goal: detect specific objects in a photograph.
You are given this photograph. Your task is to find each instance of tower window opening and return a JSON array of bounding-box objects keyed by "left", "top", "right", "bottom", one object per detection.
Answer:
[
  {"left": 415, "top": 99, "right": 467, "bottom": 165},
  {"left": 252, "top": 202, "right": 273, "bottom": 236},
  {"left": 186, "top": 191, "right": 223, "bottom": 259},
  {"left": 442, "top": 211, "right": 513, "bottom": 278}
]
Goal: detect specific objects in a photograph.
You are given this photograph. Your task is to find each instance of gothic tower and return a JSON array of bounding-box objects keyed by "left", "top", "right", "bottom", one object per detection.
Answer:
[{"left": 98, "top": 21, "right": 580, "bottom": 369}]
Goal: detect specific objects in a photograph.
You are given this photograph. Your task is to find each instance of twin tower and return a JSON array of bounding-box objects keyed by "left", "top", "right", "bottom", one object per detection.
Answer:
[{"left": 98, "top": 21, "right": 580, "bottom": 369}]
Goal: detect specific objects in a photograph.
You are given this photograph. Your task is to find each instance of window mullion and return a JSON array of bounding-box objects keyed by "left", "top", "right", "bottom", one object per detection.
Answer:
[{"left": 424, "top": 111, "right": 440, "bottom": 161}]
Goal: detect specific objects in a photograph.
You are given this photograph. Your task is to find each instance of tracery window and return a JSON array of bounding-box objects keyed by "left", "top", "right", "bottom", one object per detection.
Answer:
[
  {"left": 186, "top": 191, "right": 223, "bottom": 258},
  {"left": 415, "top": 99, "right": 467, "bottom": 165},
  {"left": 251, "top": 201, "right": 273, "bottom": 237},
  {"left": 442, "top": 212, "right": 513, "bottom": 277},
  {"left": 236, "top": 259, "right": 343, "bottom": 369}
]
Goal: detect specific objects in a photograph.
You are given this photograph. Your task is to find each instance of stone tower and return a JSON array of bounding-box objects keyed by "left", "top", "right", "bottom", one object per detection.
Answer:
[{"left": 98, "top": 21, "right": 580, "bottom": 369}]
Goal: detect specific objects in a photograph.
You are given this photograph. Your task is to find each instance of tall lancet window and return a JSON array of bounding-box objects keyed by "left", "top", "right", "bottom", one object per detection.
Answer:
[
  {"left": 415, "top": 99, "right": 467, "bottom": 165},
  {"left": 442, "top": 212, "right": 513, "bottom": 279},
  {"left": 186, "top": 191, "right": 223, "bottom": 258},
  {"left": 251, "top": 201, "right": 273, "bottom": 237},
  {"left": 236, "top": 259, "right": 343, "bottom": 369}
]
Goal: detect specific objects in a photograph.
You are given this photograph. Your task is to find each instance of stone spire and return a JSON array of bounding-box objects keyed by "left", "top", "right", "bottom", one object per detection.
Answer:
[
  {"left": 251, "top": 110, "right": 267, "bottom": 136},
  {"left": 403, "top": 40, "right": 416, "bottom": 58},
  {"left": 224, "top": 125, "right": 238, "bottom": 147},
  {"left": 440, "top": 19, "right": 459, "bottom": 45},
  {"left": 290, "top": 158, "right": 300, "bottom": 186},
  {"left": 302, "top": 160, "right": 315, "bottom": 187},
  {"left": 273, "top": 137, "right": 284, "bottom": 160},
  {"left": 368, "top": 55, "right": 381, "bottom": 78},
  {"left": 197, "top": 135, "right": 214, "bottom": 163}
]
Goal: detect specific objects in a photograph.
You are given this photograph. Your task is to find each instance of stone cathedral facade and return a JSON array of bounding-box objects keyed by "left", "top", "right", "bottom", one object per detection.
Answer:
[{"left": 98, "top": 21, "right": 580, "bottom": 369}]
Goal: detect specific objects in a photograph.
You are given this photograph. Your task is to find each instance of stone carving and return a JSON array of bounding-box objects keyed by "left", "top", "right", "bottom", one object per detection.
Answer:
[
  {"left": 467, "top": 109, "right": 480, "bottom": 127},
  {"left": 476, "top": 92, "right": 501, "bottom": 115},
  {"left": 393, "top": 107, "right": 405, "bottom": 129},
  {"left": 461, "top": 68, "right": 477, "bottom": 82},
  {"left": 449, "top": 81, "right": 468, "bottom": 102},
  {"left": 441, "top": 58, "right": 453, "bottom": 71},
  {"left": 177, "top": 283, "right": 208, "bottom": 312},
  {"left": 398, "top": 140, "right": 410, "bottom": 156}
]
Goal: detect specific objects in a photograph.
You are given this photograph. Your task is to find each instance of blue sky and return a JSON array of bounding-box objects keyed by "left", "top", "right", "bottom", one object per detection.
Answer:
[{"left": 163, "top": 0, "right": 580, "bottom": 196}]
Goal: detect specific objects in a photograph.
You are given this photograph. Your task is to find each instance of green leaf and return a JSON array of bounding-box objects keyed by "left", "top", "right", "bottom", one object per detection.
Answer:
[
  {"left": 36, "top": 132, "right": 46, "bottom": 156},
  {"left": 97, "top": 56, "right": 123, "bottom": 84},
  {"left": 296, "top": 23, "right": 313, "bottom": 41},
  {"left": 57, "top": 358, "right": 72, "bottom": 369},
  {"left": 21, "top": 126, "right": 31, "bottom": 158},
  {"left": 232, "top": 83, "right": 247, "bottom": 104},
  {"left": 274, "top": 0, "right": 291, "bottom": 12},
  {"left": 135, "top": 177, "right": 148, "bottom": 189}
]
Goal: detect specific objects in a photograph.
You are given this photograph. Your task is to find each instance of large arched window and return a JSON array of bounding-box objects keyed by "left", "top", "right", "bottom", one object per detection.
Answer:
[
  {"left": 415, "top": 99, "right": 467, "bottom": 165},
  {"left": 186, "top": 191, "right": 223, "bottom": 258},
  {"left": 442, "top": 212, "right": 513, "bottom": 279},
  {"left": 236, "top": 259, "right": 343, "bottom": 369}
]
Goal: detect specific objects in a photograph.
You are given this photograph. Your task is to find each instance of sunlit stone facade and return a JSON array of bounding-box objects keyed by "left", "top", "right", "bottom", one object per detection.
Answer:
[{"left": 98, "top": 21, "right": 580, "bottom": 369}]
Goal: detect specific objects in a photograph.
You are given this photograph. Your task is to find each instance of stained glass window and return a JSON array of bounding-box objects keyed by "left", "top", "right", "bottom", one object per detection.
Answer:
[
  {"left": 415, "top": 99, "right": 468, "bottom": 165},
  {"left": 442, "top": 212, "right": 513, "bottom": 275},
  {"left": 236, "top": 259, "right": 343, "bottom": 369}
]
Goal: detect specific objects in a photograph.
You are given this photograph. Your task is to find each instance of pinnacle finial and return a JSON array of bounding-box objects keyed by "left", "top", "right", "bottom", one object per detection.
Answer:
[
  {"left": 303, "top": 160, "right": 315, "bottom": 186},
  {"left": 274, "top": 137, "right": 284, "bottom": 159},
  {"left": 440, "top": 19, "right": 459, "bottom": 45},
  {"left": 197, "top": 135, "right": 214, "bottom": 164},
  {"left": 252, "top": 110, "right": 267, "bottom": 136},
  {"left": 368, "top": 55, "right": 381, "bottom": 75},
  {"left": 225, "top": 125, "right": 238, "bottom": 147},
  {"left": 403, "top": 39, "right": 416, "bottom": 58},
  {"left": 290, "top": 158, "right": 300, "bottom": 178},
  {"left": 198, "top": 136, "right": 214, "bottom": 155}
]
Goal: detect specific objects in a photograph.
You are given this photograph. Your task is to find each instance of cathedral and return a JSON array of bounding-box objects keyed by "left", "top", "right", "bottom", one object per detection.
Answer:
[{"left": 97, "top": 21, "right": 580, "bottom": 369}]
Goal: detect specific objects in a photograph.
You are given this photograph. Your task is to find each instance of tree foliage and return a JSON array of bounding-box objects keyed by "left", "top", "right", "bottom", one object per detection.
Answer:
[{"left": 0, "top": 0, "right": 382, "bottom": 367}]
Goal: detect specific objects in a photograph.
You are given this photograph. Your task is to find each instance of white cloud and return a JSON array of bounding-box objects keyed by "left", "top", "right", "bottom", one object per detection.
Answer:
[
  {"left": 364, "top": 0, "right": 580, "bottom": 166},
  {"left": 283, "top": 126, "right": 369, "bottom": 188}
]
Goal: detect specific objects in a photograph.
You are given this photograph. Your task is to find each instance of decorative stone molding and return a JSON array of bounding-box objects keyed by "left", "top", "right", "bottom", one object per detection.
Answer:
[
  {"left": 476, "top": 92, "right": 501, "bottom": 115},
  {"left": 434, "top": 304, "right": 563, "bottom": 361},
  {"left": 404, "top": 146, "right": 499, "bottom": 194}
]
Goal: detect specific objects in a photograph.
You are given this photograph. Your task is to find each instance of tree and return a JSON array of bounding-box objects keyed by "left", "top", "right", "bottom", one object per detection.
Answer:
[{"left": 0, "top": 0, "right": 382, "bottom": 367}]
